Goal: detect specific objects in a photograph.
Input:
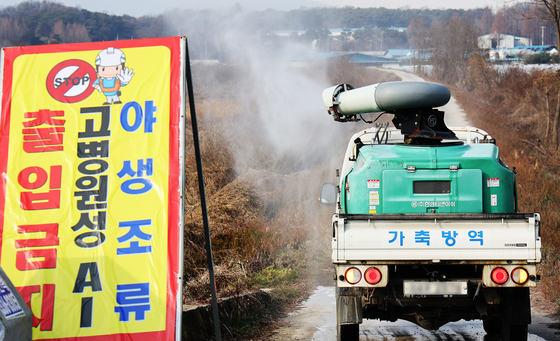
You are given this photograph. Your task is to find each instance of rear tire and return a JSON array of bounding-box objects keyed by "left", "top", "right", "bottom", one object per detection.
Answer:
[
  {"left": 505, "top": 323, "right": 528, "bottom": 341},
  {"left": 339, "top": 323, "right": 359, "bottom": 341},
  {"left": 483, "top": 318, "right": 500, "bottom": 335},
  {"left": 483, "top": 317, "right": 528, "bottom": 341}
]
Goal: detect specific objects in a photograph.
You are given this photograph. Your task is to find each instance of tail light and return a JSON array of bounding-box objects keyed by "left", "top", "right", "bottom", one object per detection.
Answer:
[
  {"left": 364, "top": 267, "right": 382, "bottom": 285},
  {"left": 491, "top": 267, "right": 508, "bottom": 284},
  {"left": 511, "top": 267, "right": 529, "bottom": 284},
  {"left": 345, "top": 267, "right": 361, "bottom": 285}
]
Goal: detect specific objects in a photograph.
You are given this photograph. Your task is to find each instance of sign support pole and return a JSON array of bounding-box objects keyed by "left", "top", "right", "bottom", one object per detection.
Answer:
[{"left": 184, "top": 38, "right": 222, "bottom": 340}]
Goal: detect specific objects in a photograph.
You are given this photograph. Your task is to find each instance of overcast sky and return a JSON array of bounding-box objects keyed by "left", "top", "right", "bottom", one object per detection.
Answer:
[{"left": 1, "top": 0, "right": 503, "bottom": 17}]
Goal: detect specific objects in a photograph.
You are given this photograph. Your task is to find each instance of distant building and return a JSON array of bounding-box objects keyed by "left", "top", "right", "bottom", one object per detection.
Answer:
[
  {"left": 478, "top": 33, "right": 532, "bottom": 49},
  {"left": 345, "top": 52, "right": 399, "bottom": 66},
  {"left": 271, "top": 30, "right": 307, "bottom": 37},
  {"left": 285, "top": 51, "right": 399, "bottom": 67},
  {"left": 329, "top": 28, "right": 361, "bottom": 37},
  {"left": 507, "top": 45, "right": 558, "bottom": 55},
  {"left": 487, "top": 45, "right": 558, "bottom": 64},
  {"left": 386, "top": 49, "right": 411, "bottom": 59},
  {"left": 271, "top": 27, "right": 403, "bottom": 39}
]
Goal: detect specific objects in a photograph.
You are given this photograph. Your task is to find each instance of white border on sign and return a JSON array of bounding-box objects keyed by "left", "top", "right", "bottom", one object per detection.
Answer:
[
  {"left": 176, "top": 36, "right": 187, "bottom": 341},
  {"left": 0, "top": 49, "right": 4, "bottom": 124}
]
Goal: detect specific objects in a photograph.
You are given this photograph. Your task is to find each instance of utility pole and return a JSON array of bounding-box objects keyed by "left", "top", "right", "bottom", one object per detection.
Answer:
[{"left": 542, "top": 26, "right": 545, "bottom": 45}]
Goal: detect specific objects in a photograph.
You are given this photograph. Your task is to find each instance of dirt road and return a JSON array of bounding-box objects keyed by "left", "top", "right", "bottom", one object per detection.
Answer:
[
  {"left": 269, "top": 68, "right": 560, "bottom": 341},
  {"left": 377, "top": 68, "right": 470, "bottom": 127},
  {"left": 271, "top": 285, "right": 559, "bottom": 340}
]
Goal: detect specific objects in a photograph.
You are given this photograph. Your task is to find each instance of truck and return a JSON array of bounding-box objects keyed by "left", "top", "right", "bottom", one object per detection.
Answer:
[{"left": 319, "top": 81, "right": 542, "bottom": 341}]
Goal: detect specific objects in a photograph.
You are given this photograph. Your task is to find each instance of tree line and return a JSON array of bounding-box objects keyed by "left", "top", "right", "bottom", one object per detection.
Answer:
[
  {"left": 0, "top": 1, "right": 158, "bottom": 47},
  {"left": 1, "top": 1, "right": 555, "bottom": 54}
]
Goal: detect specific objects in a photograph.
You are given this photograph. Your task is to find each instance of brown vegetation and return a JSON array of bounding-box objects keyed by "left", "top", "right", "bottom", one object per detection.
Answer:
[
  {"left": 449, "top": 56, "right": 560, "bottom": 313},
  {"left": 52, "top": 20, "right": 91, "bottom": 44},
  {"left": 184, "top": 53, "right": 560, "bottom": 335},
  {"left": 182, "top": 61, "right": 398, "bottom": 339}
]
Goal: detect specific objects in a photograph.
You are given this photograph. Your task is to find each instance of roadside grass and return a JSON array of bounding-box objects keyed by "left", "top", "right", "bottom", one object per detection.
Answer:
[
  {"left": 225, "top": 287, "right": 301, "bottom": 340},
  {"left": 183, "top": 59, "right": 395, "bottom": 339},
  {"left": 449, "top": 59, "right": 560, "bottom": 314},
  {"left": 185, "top": 58, "right": 560, "bottom": 339}
]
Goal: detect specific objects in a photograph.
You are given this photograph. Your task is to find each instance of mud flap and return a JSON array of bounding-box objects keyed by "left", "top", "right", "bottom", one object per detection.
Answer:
[
  {"left": 504, "top": 287, "right": 531, "bottom": 325},
  {"left": 336, "top": 287, "right": 363, "bottom": 324}
]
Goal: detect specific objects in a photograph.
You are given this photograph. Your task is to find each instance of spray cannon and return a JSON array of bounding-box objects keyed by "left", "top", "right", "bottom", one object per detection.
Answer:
[{"left": 322, "top": 81, "right": 457, "bottom": 142}]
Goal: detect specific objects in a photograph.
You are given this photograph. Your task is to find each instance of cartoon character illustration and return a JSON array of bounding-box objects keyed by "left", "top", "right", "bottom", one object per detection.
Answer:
[{"left": 92, "top": 47, "right": 134, "bottom": 105}]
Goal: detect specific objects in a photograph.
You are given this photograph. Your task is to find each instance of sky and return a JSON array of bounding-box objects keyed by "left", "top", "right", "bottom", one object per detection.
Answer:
[{"left": 0, "top": 0, "right": 502, "bottom": 17}]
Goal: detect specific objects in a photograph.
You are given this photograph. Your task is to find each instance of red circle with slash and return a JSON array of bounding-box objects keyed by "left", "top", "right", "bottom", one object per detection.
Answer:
[{"left": 46, "top": 59, "right": 97, "bottom": 103}]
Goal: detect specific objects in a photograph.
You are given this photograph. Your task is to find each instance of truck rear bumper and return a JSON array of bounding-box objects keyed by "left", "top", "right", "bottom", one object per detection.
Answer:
[{"left": 335, "top": 263, "right": 538, "bottom": 288}]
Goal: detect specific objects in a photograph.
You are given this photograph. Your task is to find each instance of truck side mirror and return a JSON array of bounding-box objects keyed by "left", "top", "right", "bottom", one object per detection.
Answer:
[{"left": 320, "top": 183, "right": 337, "bottom": 206}]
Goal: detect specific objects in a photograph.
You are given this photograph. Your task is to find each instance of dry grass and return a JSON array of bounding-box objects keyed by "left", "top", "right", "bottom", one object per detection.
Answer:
[
  {"left": 184, "top": 55, "right": 560, "bottom": 337},
  {"left": 182, "top": 59, "right": 395, "bottom": 314},
  {"left": 450, "top": 58, "right": 560, "bottom": 313}
]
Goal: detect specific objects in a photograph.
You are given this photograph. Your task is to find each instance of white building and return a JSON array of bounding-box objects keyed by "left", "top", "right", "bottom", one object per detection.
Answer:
[{"left": 478, "top": 33, "right": 532, "bottom": 49}]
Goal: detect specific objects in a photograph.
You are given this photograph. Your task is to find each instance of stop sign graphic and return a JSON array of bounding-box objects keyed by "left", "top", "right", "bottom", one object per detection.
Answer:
[{"left": 46, "top": 59, "right": 97, "bottom": 103}]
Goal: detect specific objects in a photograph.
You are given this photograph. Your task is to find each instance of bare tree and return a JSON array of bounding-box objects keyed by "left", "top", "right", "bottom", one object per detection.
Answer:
[
  {"left": 510, "top": 0, "right": 560, "bottom": 149},
  {"left": 407, "top": 17, "right": 430, "bottom": 73},
  {"left": 521, "top": 10, "right": 548, "bottom": 44},
  {"left": 479, "top": 7, "right": 494, "bottom": 35},
  {"left": 429, "top": 15, "right": 478, "bottom": 86},
  {"left": 0, "top": 17, "right": 25, "bottom": 47},
  {"left": 52, "top": 21, "right": 91, "bottom": 43},
  {"left": 491, "top": 8, "right": 511, "bottom": 34}
]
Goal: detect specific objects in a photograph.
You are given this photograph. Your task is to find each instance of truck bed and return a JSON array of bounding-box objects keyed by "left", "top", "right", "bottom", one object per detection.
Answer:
[{"left": 334, "top": 213, "right": 541, "bottom": 263}]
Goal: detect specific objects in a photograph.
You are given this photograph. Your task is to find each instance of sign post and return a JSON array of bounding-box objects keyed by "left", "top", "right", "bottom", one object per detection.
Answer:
[{"left": 0, "top": 37, "right": 185, "bottom": 340}]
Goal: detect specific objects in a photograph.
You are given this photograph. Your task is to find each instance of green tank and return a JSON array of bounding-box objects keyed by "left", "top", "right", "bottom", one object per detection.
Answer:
[{"left": 342, "top": 143, "right": 516, "bottom": 214}]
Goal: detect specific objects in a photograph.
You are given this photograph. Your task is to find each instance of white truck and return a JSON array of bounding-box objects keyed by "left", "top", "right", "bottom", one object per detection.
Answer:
[{"left": 320, "top": 82, "right": 542, "bottom": 341}]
